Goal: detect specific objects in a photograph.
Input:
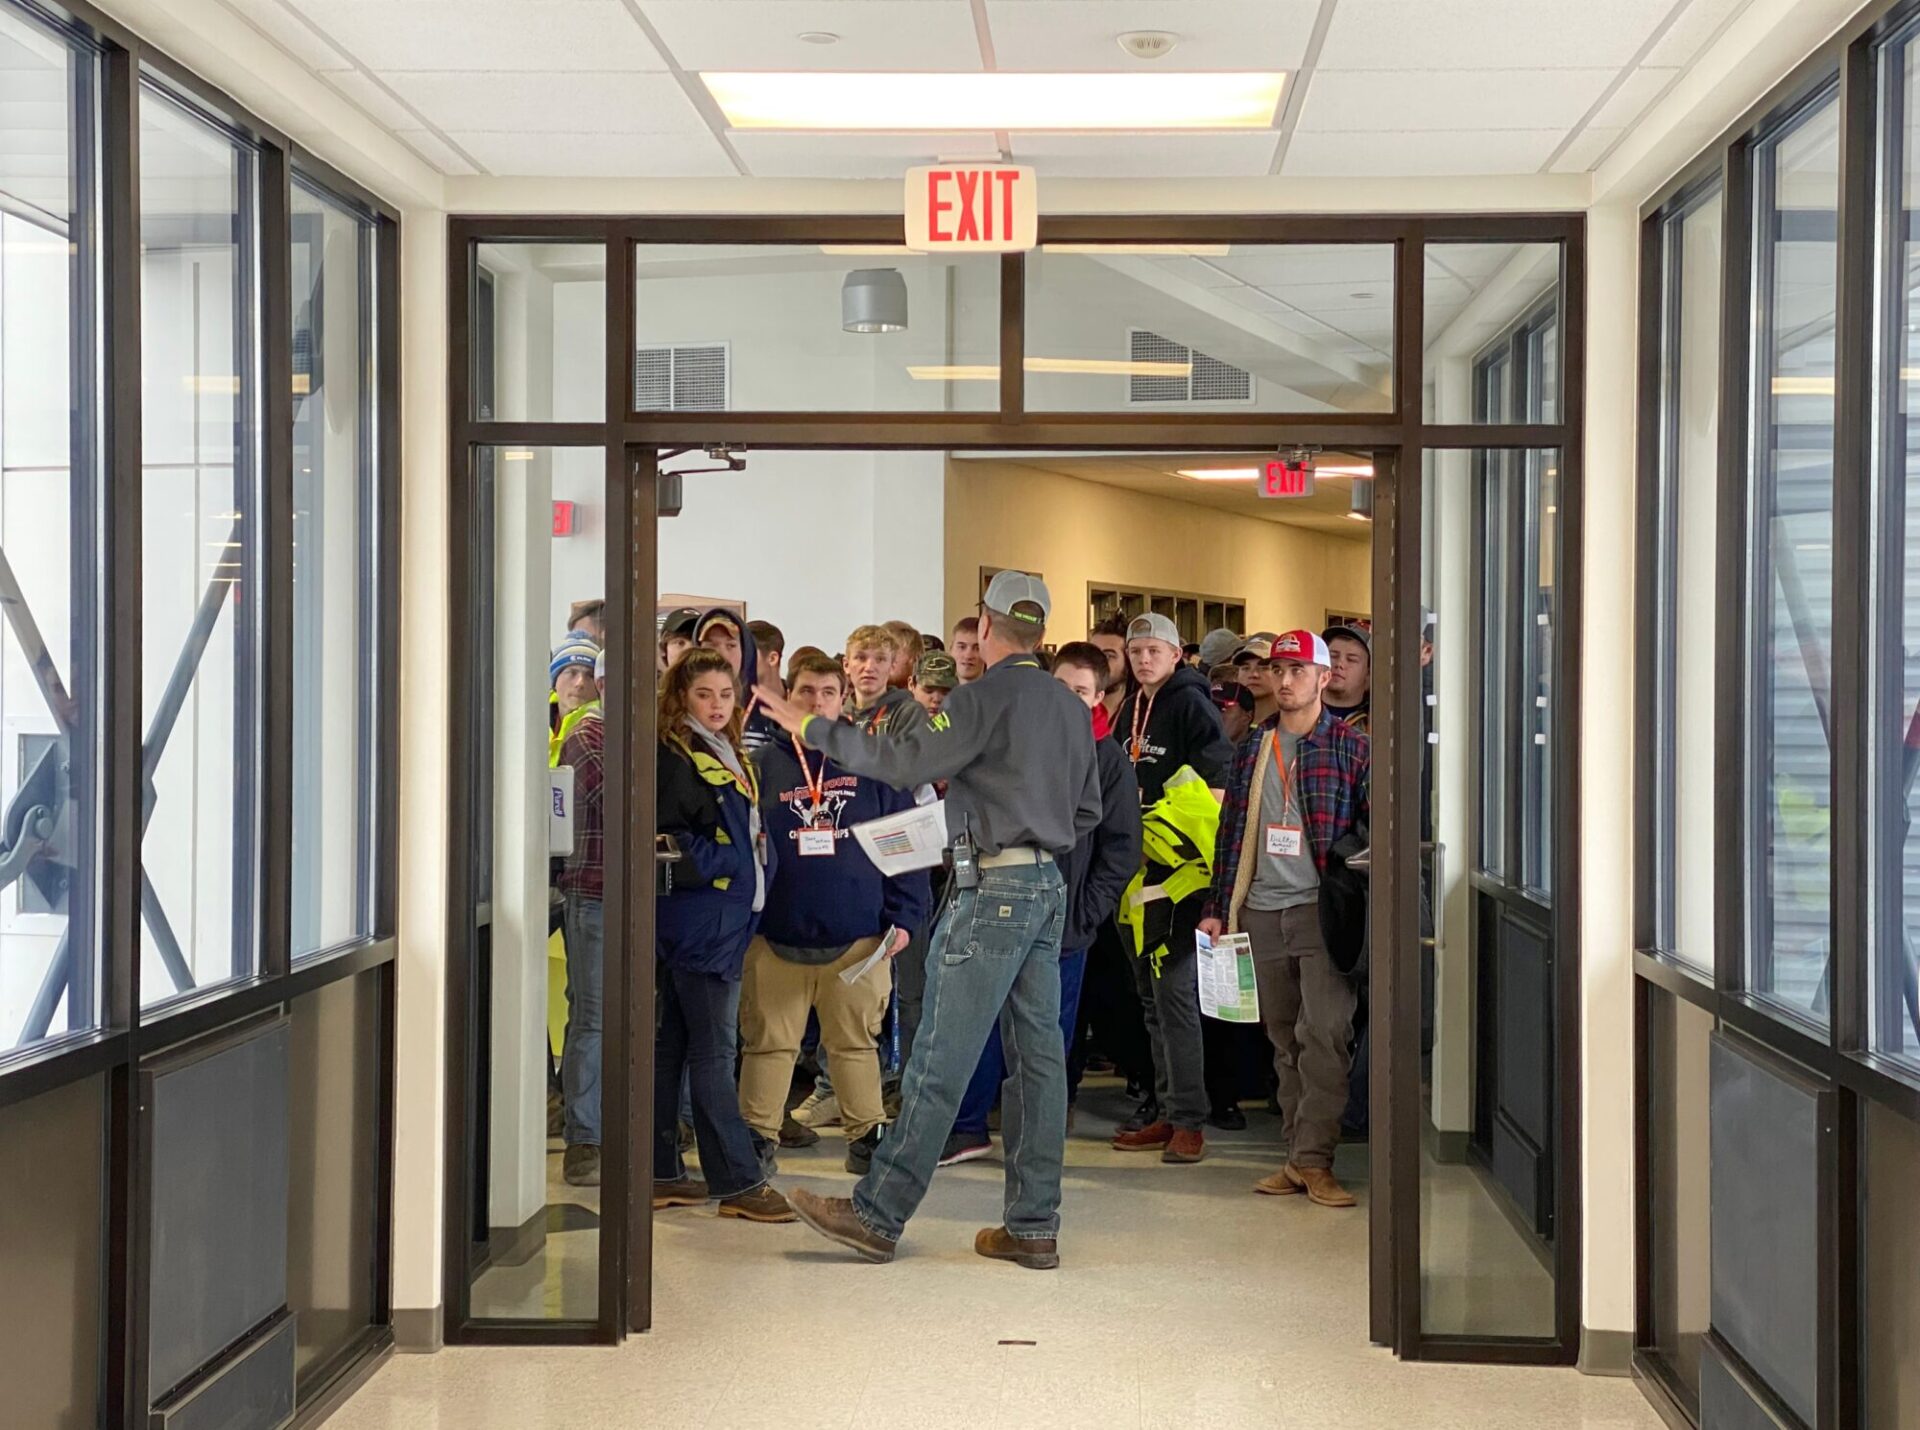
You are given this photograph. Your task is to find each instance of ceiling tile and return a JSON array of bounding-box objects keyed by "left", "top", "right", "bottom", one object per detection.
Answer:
[
  {"left": 731, "top": 130, "right": 1000, "bottom": 177},
  {"left": 1316, "top": 0, "right": 1677, "bottom": 71},
  {"left": 1424, "top": 243, "right": 1522, "bottom": 282},
  {"left": 983, "top": 0, "right": 1319, "bottom": 71},
  {"left": 1643, "top": 0, "right": 1755, "bottom": 69},
  {"left": 282, "top": 0, "right": 666, "bottom": 72},
  {"left": 1009, "top": 131, "right": 1279, "bottom": 177},
  {"left": 223, "top": 0, "right": 354, "bottom": 72},
  {"left": 1191, "top": 246, "right": 1399, "bottom": 289},
  {"left": 640, "top": 0, "right": 982, "bottom": 70},
  {"left": 1300, "top": 67, "right": 1616, "bottom": 132},
  {"left": 321, "top": 69, "right": 425, "bottom": 133},
  {"left": 382, "top": 70, "right": 711, "bottom": 134},
  {"left": 452, "top": 128, "right": 740, "bottom": 177},
  {"left": 393, "top": 128, "right": 480, "bottom": 176},
  {"left": 1586, "top": 65, "right": 1679, "bottom": 131},
  {"left": 1551, "top": 124, "right": 1623, "bottom": 172},
  {"left": 1282, "top": 127, "right": 1562, "bottom": 176}
]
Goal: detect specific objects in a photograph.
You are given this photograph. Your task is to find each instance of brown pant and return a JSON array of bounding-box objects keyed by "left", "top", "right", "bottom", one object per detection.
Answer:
[
  {"left": 737, "top": 936, "right": 891, "bottom": 1140},
  {"left": 1241, "top": 903, "right": 1355, "bottom": 1170}
]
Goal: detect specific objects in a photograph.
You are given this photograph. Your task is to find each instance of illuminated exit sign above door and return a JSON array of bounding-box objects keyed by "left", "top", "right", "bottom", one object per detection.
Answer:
[
  {"left": 904, "top": 165, "right": 1038, "bottom": 253},
  {"left": 1261, "top": 459, "right": 1315, "bottom": 499}
]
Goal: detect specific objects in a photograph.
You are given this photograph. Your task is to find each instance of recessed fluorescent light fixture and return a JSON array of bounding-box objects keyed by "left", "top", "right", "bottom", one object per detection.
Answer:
[
  {"left": 908, "top": 365, "right": 1000, "bottom": 381},
  {"left": 908, "top": 358, "right": 1193, "bottom": 380},
  {"left": 701, "top": 71, "right": 1286, "bottom": 131},
  {"left": 819, "top": 245, "right": 914, "bottom": 255},
  {"left": 502, "top": 449, "right": 537, "bottom": 461},
  {"left": 1174, "top": 467, "right": 1259, "bottom": 482},
  {"left": 1042, "top": 244, "right": 1233, "bottom": 256}
]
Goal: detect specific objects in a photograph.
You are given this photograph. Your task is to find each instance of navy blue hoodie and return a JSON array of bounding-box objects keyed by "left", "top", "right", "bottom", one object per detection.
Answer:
[
  {"left": 698, "top": 606, "right": 780, "bottom": 755},
  {"left": 756, "top": 740, "right": 930, "bottom": 956}
]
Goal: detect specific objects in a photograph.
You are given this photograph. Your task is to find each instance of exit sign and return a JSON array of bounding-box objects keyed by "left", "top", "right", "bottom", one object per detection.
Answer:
[
  {"left": 1261, "top": 459, "right": 1315, "bottom": 499},
  {"left": 905, "top": 165, "right": 1038, "bottom": 253}
]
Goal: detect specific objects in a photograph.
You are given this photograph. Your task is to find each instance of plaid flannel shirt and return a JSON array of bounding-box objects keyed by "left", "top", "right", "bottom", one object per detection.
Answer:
[
  {"left": 558, "top": 709, "right": 605, "bottom": 901},
  {"left": 1202, "top": 706, "right": 1369, "bottom": 925}
]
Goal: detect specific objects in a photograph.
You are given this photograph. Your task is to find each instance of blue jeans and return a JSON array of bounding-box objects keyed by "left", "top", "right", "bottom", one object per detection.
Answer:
[
  {"left": 654, "top": 961, "right": 764, "bottom": 1200},
  {"left": 853, "top": 862, "right": 1068, "bottom": 1243},
  {"left": 561, "top": 896, "right": 604, "bottom": 1147},
  {"left": 952, "top": 947, "right": 1087, "bottom": 1138}
]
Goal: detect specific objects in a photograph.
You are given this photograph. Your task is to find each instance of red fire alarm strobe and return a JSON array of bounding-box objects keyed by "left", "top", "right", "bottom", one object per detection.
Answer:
[
  {"left": 552, "top": 500, "right": 575, "bottom": 536},
  {"left": 1261, "top": 458, "right": 1315, "bottom": 499}
]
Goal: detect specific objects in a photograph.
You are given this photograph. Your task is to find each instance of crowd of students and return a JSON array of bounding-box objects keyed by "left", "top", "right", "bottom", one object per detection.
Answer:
[{"left": 542, "top": 599, "right": 1375, "bottom": 1221}]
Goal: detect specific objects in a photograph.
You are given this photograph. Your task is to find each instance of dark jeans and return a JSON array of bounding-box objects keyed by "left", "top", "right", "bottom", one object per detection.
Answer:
[
  {"left": 653, "top": 961, "right": 764, "bottom": 1200},
  {"left": 561, "top": 896, "right": 603, "bottom": 1147},
  {"left": 1069, "top": 921, "right": 1154, "bottom": 1099},
  {"left": 1130, "top": 897, "right": 1209, "bottom": 1132},
  {"left": 853, "top": 862, "right": 1068, "bottom": 1243},
  {"left": 952, "top": 947, "right": 1087, "bottom": 1138}
]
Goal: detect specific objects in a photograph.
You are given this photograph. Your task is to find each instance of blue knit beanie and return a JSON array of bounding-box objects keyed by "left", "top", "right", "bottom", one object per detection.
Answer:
[{"left": 550, "top": 631, "right": 600, "bottom": 687}]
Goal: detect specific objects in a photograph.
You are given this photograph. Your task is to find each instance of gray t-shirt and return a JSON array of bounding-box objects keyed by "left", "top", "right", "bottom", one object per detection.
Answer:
[{"left": 1245, "top": 728, "right": 1320, "bottom": 913}]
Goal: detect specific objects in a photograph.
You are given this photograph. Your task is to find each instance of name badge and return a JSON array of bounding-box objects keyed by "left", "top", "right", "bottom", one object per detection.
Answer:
[
  {"left": 798, "top": 828, "right": 837, "bottom": 857},
  {"left": 1266, "top": 824, "right": 1304, "bottom": 857}
]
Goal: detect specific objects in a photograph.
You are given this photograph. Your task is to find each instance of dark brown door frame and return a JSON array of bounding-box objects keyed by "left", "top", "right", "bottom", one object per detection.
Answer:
[{"left": 443, "top": 212, "right": 1587, "bottom": 1364}]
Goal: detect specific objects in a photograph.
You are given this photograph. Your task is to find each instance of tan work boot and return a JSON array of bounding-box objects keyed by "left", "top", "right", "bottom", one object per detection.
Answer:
[
  {"left": 975, "top": 1226, "right": 1059, "bottom": 1270},
  {"left": 652, "top": 1176, "right": 708, "bottom": 1209},
  {"left": 1285, "top": 1163, "right": 1357, "bottom": 1208},
  {"left": 718, "top": 1184, "right": 797, "bottom": 1223},
  {"left": 789, "top": 1187, "right": 898, "bottom": 1263},
  {"left": 1253, "top": 1167, "right": 1303, "bottom": 1196}
]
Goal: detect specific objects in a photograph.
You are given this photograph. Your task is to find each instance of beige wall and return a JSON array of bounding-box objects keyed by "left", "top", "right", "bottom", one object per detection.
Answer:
[{"left": 943, "top": 460, "right": 1371, "bottom": 643}]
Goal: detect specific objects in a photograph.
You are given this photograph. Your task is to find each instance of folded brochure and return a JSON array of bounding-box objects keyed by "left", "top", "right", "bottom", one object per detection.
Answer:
[{"left": 1195, "top": 929, "right": 1260, "bottom": 1023}]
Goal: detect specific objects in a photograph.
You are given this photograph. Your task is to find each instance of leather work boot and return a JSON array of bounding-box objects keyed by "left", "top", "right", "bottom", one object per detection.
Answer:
[
  {"left": 789, "top": 1187, "right": 898, "bottom": 1263},
  {"left": 1161, "top": 1128, "right": 1206, "bottom": 1164},
  {"left": 975, "top": 1226, "right": 1059, "bottom": 1271},
  {"left": 1286, "top": 1164, "right": 1358, "bottom": 1208},
  {"left": 652, "top": 1176, "right": 708, "bottom": 1209},
  {"left": 1253, "top": 1167, "right": 1303, "bottom": 1196},
  {"left": 562, "top": 1144, "right": 601, "bottom": 1187},
  {"left": 1111, "top": 1119, "right": 1174, "bottom": 1151},
  {"left": 718, "top": 1185, "right": 797, "bottom": 1223}
]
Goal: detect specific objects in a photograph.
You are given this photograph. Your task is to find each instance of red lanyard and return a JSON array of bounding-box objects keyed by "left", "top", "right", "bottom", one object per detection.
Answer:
[
  {"left": 864, "top": 705, "right": 888, "bottom": 736},
  {"left": 1128, "top": 688, "right": 1157, "bottom": 764},
  {"left": 1267, "top": 729, "right": 1300, "bottom": 819},
  {"left": 792, "top": 737, "right": 826, "bottom": 816}
]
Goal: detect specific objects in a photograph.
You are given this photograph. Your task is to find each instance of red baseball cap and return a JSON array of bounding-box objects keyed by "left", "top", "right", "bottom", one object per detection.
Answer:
[{"left": 1267, "top": 629, "right": 1331, "bottom": 667}]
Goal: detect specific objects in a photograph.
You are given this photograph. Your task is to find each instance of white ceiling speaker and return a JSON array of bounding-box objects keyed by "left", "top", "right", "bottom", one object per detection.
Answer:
[
  {"left": 842, "top": 269, "right": 908, "bottom": 333},
  {"left": 797, "top": 31, "right": 839, "bottom": 44},
  {"left": 1117, "top": 30, "right": 1179, "bottom": 60}
]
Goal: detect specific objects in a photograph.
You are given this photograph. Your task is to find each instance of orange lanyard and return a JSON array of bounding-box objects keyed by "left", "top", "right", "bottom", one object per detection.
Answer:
[
  {"left": 1267, "top": 729, "right": 1301, "bottom": 821},
  {"left": 792, "top": 737, "right": 826, "bottom": 817},
  {"left": 1128, "top": 688, "right": 1157, "bottom": 764}
]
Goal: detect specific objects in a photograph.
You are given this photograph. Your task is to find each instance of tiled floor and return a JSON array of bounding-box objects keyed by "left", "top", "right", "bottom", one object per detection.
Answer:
[{"left": 332, "top": 1086, "right": 1660, "bottom": 1429}]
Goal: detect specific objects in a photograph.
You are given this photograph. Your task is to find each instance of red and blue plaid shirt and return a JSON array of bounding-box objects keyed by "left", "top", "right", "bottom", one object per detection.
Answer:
[
  {"left": 1202, "top": 706, "right": 1369, "bottom": 924},
  {"left": 559, "top": 710, "right": 604, "bottom": 901}
]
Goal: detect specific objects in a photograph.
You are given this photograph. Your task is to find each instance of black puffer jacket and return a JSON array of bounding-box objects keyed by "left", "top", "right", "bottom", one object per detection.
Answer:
[{"left": 1063, "top": 736, "right": 1141, "bottom": 951}]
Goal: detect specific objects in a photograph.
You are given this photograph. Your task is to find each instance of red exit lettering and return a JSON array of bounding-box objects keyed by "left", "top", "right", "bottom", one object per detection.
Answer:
[
  {"left": 1262, "top": 460, "right": 1312, "bottom": 499},
  {"left": 911, "top": 166, "right": 1033, "bottom": 250}
]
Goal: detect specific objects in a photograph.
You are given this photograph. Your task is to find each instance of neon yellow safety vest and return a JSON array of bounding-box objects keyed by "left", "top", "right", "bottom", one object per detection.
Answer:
[
  {"left": 549, "top": 699, "right": 600, "bottom": 768},
  {"left": 1117, "top": 766, "right": 1221, "bottom": 978}
]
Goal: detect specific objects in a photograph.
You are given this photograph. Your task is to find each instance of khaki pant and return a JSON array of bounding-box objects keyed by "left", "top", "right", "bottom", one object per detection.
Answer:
[
  {"left": 1242, "top": 903, "right": 1356, "bottom": 1170},
  {"left": 737, "top": 936, "right": 892, "bottom": 1141}
]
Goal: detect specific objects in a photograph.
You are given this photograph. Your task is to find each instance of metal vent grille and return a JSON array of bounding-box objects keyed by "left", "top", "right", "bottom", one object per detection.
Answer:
[
  {"left": 635, "top": 343, "right": 730, "bottom": 411},
  {"left": 1127, "top": 328, "right": 1252, "bottom": 405}
]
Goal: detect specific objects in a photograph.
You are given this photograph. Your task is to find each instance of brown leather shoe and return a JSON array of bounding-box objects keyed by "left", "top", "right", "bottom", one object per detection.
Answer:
[
  {"left": 717, "top": 1184, "right": 797, "bottom": 1223},
  {"left": 789, "top": 1187, "right": 897, "bottom": 1263},
  {"left": 652, "top": 1176, "right": 708, "bottom": 1209},
  {"left": 1286, "top": 1164, "right": 1357, "bottom": 1208},
  {"left": 1253, "top": 1168, "right": 1302, "bottom": 1196},
  {"left": 1161, "top": 1128, "right": 1206, "bottom": 1163},
  {"left": 975, "top": 1226, "right": 1059, "bottom": 1270},
  {"left": 1111, "top": 1119, "right": 1174, "bottom": 1150}
]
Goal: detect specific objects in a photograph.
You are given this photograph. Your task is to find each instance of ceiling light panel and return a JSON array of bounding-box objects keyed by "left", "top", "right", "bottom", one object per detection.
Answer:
[{"left": 701, "top": 71, "right": 1286, "bottom": 131}]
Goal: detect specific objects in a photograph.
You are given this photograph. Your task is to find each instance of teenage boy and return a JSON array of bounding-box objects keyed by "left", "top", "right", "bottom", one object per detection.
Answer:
[
  {"left": 1322, "top": 624, "right": 1372, "bottom": 733},
  {"left": 942, "top": 642, "right": 1140, "bottom": 1164},
  {"left": 698, "top": 609, "right": 778, "bottom": 753},
  {"left": 910, "top": 650, "right": 960, "bottom": 718},
  {"left": 843, "top": 624, "right": 929, "bottom": 739},
  {"left": 1089, "top": 614, "right": 1131, "bottom": 741},
  {"left": 1200, "top": 630, "right": 1370, "bottom": 1208},
  {"left": 745, "top": 653, "right": 929, "bottom": 1174},
  {"left": 883, "top": 620, "right": 923, "bottom": 690},
  {"left": 659, "top": 606, "right": 702, "bottom": 671},
  {"left": 1110, "top": 612, "right": 1233, "bottom": 1163},
  {"left": 548, "top": 633, "right": 600, "bottom": 768},
  {"left": 556, "top": 651, "right": 608, "bottom": 1186},
  {"left": 1210, "top": 666, "right": 1256, "bottom": 747},
  {"left": 749, "top": 619, "right": 787, "bottom": 690},
  {"left": 950, "top": 617, "right": 985, "bottom": 684},
  {"left": 568, "top": 598, "right": 608, "bottom": 645},
  {"left": 1234, "top": 635, "right": 1281, "bottom": 726}
]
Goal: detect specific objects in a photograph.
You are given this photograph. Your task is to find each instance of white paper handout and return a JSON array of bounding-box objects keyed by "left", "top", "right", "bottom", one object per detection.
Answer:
[
  {"left": 849, "top": 799, "right": 949, "bottom": 875},
  {"left": 838, "top": 926, "right": 899, "bottom": 985},
  {"left": 1196, "top": 929, "right": 1260, "bottom": 1023}
]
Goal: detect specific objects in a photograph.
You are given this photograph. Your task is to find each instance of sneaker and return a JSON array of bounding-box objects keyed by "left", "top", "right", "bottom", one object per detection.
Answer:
[
  {"left": 788, "top": 1188, "right": 897, "bottom": 1263},
  {"left": 653, "top": 1175, "right": 708, "bottom": 1209},
  {"left": 778, "top": 1113, "right": 819, "bottom": 1149},
  {"left": 846, "top": 1126, "right": 882, "bottom": 1175},
  {"left": 1111, "top": 1120, "right": 1174, "bottom": 1151},
  {"left": 1209, "top": 1104, "right": 1248, "bottom": 1131},
  {"left": 938, "top": 1131, "right": 994, "bottom": 1166},
  {"left": 1162, "top": 1128, "right": 1206, "bottom": 1163},
  {"left": 718, "top": 1185, "right": 798, "bottom": 1223},
  {"left": 1117, "top": 1097, "right": 1162, "bottom": 1133},
  {"left": 562, "top": 1144, "right": 601, "bottom": 1186},
  {"left": 793, "top": 1090, "right": 842, "bottom": 1129},
  {"left": 974, "top": 1225, "right": 1059, "bottom": 1271}
]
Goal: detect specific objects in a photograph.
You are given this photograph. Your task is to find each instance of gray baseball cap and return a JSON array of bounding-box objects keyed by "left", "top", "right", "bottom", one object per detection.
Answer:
[
  {"left": 1126, "top": 612, "right": 1181, "bottom": 648},
  {"left": 1197, "top": 627, "right": 1241, "bottom": 669},
  {"left": 983, "top": 569, "right": 1051, "bottom": 625}
]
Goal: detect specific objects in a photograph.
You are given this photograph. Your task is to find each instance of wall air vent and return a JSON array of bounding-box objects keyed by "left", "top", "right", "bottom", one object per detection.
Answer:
[
  {"left": 1127, "top": 328, "right": 1253, "bottom": 405},
  {"left": 635, "top": 342, "right": 730, "bottom": 411}
]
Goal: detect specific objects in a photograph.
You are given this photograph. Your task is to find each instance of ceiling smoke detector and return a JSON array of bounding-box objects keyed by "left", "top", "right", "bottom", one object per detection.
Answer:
[{"left": 1117, "top": 30, "right": 1179, "bottom": 61}]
